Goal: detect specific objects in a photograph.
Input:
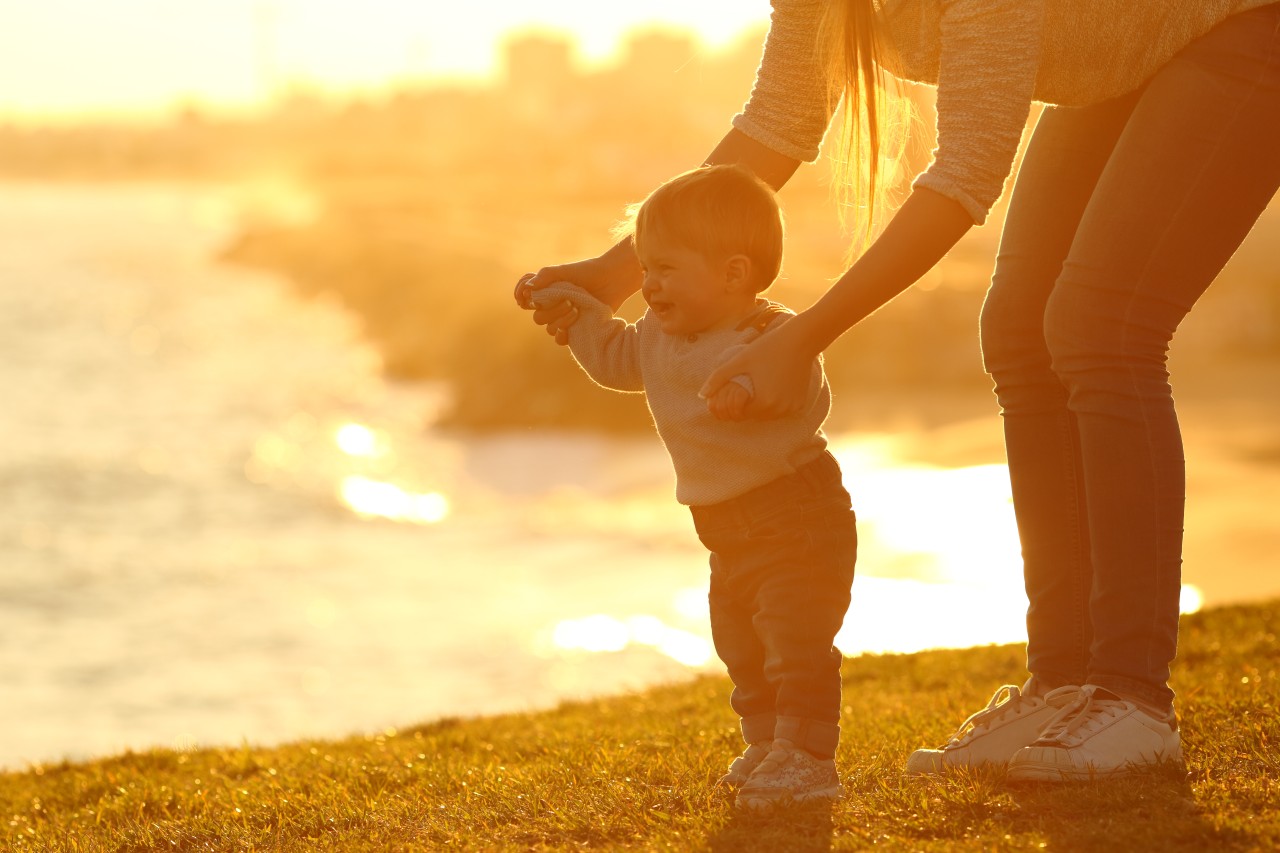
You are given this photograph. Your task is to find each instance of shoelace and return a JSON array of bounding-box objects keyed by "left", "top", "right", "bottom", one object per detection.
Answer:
[
  {"left": 1033, "top": 686, "right": 1128, "bottom": 747},
  {"left": 943, "top": 683, "right": 1033, "bottom": 747}
]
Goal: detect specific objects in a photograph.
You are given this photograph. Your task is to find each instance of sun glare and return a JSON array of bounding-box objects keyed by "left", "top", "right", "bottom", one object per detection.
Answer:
[
  {"left": 0, "top": 2, "right": 771, "bottom": 118},
  {"left": 673, "top": 587, "right": 710, "bottom": 620},
  {"left": 534, "top": 438, "right": 1217, "bottom": 670},
  {"left": 552, "top": 614, "right": 713, "bottom": 667},
  {"left": 334, "top": 423, "right": 380, "bottom": 457},
  {"left": 1180, "top": 584, "right": 1204, "bottom": 614},
  {"left": 339, "top": 476, "right": 449, "bottom": 524}
]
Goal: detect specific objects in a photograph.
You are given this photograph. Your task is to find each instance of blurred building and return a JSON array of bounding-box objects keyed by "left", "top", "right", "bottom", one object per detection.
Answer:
[{"left": 502, "top": 33, "right": 578, "bottom": 123}]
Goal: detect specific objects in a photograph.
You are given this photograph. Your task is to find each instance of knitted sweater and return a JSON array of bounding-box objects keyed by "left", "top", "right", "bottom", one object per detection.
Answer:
[
  {"left": 532, "top": 282, "right": 830, "bottom": 506},
  {"left": 735, "top": 0, "right": 1273, "bottom": 223}
]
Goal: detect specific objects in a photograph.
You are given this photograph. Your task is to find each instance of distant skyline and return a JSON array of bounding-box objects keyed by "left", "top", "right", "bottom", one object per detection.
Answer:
[{"left": 0, "top": 1, "right": 770, "bottom": 121}]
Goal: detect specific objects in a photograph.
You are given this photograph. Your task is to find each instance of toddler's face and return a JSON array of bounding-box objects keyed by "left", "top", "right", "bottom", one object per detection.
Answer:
[{"left": 638, "top": 234, "right": 749, "bottom": 336}]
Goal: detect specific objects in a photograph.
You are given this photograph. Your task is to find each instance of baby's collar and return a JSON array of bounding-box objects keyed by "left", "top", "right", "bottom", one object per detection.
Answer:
[{"left": 735, "top": 299, "right": 792, "bottom": 334}]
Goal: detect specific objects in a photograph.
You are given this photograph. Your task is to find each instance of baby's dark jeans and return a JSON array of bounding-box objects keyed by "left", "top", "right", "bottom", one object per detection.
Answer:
[{"left": 690, "top": 450, "right": 857, "bottom": 760}]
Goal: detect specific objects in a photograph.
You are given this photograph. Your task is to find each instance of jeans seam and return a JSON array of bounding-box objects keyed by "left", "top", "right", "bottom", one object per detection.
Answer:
[
  {"left": 1063, "top": 412, "right": 1087, "bottom": 682},
  {"left": 1116, "top": 27, "right": 1275, "bottom": 687}
]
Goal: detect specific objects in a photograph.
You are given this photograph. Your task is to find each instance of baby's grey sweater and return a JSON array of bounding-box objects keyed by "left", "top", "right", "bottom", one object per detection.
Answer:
[
  {"left": 737, "top": 0, "right": 1271, "bottom": 223},
  {"left": 533, "top": 282, "right": 830, "bottom": 506}
]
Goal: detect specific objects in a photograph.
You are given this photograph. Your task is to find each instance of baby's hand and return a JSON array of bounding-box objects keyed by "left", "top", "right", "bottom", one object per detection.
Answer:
[
  {"left": 514, "top": 273, "right": 536, "bottom": 310},
  {"left": 705, "top": 376, "right": 752, "bottom": 421},
  {"left": 519, "top": 280, "right": 579, "bottom": 341}
]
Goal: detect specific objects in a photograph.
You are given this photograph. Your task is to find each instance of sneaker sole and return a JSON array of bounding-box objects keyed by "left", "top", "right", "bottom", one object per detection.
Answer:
[
  {"left": 1007, "top": 762, "right": 1137, "bottom": 783},
  {"left": 736, "top": 783, "right": 843, "bottom": 809},
  {"left": 1007, "top": 753, "right": 1183, "bottom": 783},
  {"left": 905, "top": 750, "right": 1011, "bottom": 775}
]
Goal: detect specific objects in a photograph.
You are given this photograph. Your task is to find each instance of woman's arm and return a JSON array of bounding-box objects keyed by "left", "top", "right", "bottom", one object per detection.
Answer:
[
  {"left": 704, "top": 126, "right": 804, "bottom": 191},
  {"left": 701, "top": 186, "right": 974, "bottom": 418}
]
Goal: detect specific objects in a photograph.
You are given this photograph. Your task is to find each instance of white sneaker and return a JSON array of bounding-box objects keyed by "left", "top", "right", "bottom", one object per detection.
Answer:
[
  {"left": 905, "top": 681, "right": 1081, "bottom": 774},
  {"left": 736, "top": 739, "right": 842, "bottom": 809},
  {"left": 1006, "top": 684, "right": 1181, "bottom": 782},
  {"left": 717, "top": 741, "right": 772, "bottom": 788}
]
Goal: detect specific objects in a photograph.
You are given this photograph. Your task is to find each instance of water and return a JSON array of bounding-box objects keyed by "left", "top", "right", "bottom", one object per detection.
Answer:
[{"left": 0, "top": 182, "right": 1204, "bottom": 771}]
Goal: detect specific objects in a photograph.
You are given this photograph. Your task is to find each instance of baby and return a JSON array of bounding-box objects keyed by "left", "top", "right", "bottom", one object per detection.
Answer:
[{"left": 520, "top": 164, "right": 856, "bottom": 808}]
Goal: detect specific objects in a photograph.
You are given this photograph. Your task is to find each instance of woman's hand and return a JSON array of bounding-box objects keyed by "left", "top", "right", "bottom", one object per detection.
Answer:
[
  {"left": 514, "top": 272, "right": 579, "bottom": 345},
  {"left": 698, "top": 189, "right": 975, "bottom": 416},
  {"left": 700, "top": 319, "right": 818, "bottom": 420},
  {"left": 514, "top": 242, "right": 645, "bottom": 345}
]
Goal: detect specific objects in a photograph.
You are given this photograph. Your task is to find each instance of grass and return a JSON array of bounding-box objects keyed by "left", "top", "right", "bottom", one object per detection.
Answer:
[{"left": 4, "top": 601, "right": 1278, "bottom": 851}]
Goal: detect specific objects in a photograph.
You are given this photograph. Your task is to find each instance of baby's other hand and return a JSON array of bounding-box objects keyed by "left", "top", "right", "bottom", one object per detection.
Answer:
[
  {"left": 515, "top": 274, "right": 578, "bottom": 345},
  {"left": 706, "top": 377, "right": 752, "bottom": 421},
  {"left": 514, "top": 272, "right": 537, "bottom": 310}
]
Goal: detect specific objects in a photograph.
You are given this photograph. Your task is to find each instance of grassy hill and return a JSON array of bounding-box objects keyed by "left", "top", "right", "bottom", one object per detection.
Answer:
[{"left": 3, "top": 600, "right": 1277, "bottom": 851}]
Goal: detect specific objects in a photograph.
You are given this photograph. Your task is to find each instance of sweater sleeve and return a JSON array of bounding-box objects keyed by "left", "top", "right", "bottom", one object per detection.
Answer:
[
  {"left": 912, "top": 0, "right": 1044, "bottom": 224},
  {"left": 731, "top": 0, "right": 835, "bottom": 163},
  {"left": 531, "top": 282, "right": 645, "bottom": 393}
]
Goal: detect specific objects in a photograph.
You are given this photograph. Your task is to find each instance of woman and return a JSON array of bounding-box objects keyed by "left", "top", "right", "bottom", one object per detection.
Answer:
[{"left": 519, "top": 0, "right": 1280, "bottom": 780}]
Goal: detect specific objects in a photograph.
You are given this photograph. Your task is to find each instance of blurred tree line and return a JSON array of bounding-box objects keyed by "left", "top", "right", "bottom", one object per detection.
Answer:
[{"left": 8, "top": 26, "right": 1277, "bottom": 433}]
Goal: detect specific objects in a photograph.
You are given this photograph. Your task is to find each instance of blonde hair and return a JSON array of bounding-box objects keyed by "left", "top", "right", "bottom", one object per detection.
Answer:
[
  {"left": 819, "top": 0, "right": 912, "bottom": 252},
  {"left": 614, "top": 164, "right": 785, "bottom": 292}
]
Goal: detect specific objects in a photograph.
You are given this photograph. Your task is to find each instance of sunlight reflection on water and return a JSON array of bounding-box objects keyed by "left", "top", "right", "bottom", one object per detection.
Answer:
[
  {"left": 549, "top": 614, "right": 713, "bottom": 667},
  {"left": 304, "top": 425, "right": 1205, "bottom": 667},
  {"left": 339, "top": 476, "right": 450, "bottom": 524},
  {"left": 529, "top": 437, "right": 1203, "bottom": 666},
  {"left": 335, "top": 423, "right": 383, "bottom": 458}
]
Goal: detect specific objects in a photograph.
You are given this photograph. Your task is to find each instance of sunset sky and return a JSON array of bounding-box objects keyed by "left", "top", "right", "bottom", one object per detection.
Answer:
[{"left": 0, "top": 0, "right": 770, "bottom": 120}]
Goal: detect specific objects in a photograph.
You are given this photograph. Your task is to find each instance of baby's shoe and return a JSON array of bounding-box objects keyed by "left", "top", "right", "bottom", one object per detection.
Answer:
[
  {"left": 906, "top": 680, "right": 1081, "bottom": 774},
  {"left": 735, "top": 739, "right": 842, "bottom": 809},
  {"left": 717, "top": 741, "right": 772, "bottom": 787}
]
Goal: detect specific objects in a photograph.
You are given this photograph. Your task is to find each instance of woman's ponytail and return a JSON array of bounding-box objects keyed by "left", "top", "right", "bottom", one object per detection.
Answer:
[{"left": 819, "top": 0, "right": 910, "bottom": 255}]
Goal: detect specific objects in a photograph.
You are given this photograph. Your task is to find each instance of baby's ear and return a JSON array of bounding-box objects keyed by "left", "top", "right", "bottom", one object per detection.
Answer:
[{"left": 723, "top": 254, "right": 754, "bottom": 293}]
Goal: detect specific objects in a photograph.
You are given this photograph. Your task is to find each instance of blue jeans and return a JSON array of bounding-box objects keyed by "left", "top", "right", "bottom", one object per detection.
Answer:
[
  {"left": 980, "top": 5, "right": 1280, "bottom": 712},
  {"left": 690, "top": 450, "right": 857, "bottom": 759}
]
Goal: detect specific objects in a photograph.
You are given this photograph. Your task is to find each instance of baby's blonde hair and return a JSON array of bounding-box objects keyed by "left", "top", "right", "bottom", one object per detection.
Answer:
[{"left": 614, "top": 165, "right": 785, "bottom": 293}]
